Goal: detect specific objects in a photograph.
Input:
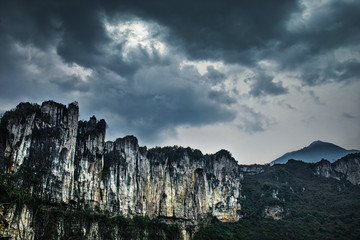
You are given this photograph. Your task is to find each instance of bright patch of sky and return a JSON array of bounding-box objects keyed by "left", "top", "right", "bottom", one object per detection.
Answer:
[{"left": 104, "top": 18, "right": 167, "bottom": 60}]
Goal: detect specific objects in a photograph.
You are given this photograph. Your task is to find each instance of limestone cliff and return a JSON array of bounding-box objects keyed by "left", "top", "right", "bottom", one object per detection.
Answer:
[
  {"left": 2, "top": 101, "right": 359, "bottom": 240},
  {"left": 1, "top": 101, "right": 79, "bottom": 203},
  {"left": 0, "top": 101, "right": 242, "bottom": 239},
  {"left": 314, "top": 153, "right": 360, "bottom": 185}
]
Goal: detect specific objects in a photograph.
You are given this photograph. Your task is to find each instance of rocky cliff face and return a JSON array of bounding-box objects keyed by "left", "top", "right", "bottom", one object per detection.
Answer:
[
  {"left": 314, "top": 153, "right": 360, "bottom": 185},
  {"left": 74, "top": 116, "right": 106, "bottom": 210},
  {"left": 100, "top": 143, "right": 242, "bottom": 223},
  {"left": 0, "top": 101, "right": 242, "bottom": 239},
  {"left": 1, "top": 101, "right": 79, "bottom": 204},
  {"left": 1, "top": 101, "right": 359, "bottom": 240}
]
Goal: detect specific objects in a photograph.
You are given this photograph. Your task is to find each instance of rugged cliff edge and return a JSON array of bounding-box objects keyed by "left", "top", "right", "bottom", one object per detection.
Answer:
[
  {"left": 1, "top": 101, "right": 360, "bottom": 240},
  {"left": 0, "top": 101, "right": 242, "bottom": 240},
  {"left": 195, "top": 157, "right": 360, "bottom": 240},
  {"left": 313, "top": 153, "right": 360, "bottom": 185}
]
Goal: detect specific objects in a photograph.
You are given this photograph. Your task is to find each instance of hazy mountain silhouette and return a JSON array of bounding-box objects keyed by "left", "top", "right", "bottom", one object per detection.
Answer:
[{"left": 270, "top": 140, "right": 359, "bottom": 165}]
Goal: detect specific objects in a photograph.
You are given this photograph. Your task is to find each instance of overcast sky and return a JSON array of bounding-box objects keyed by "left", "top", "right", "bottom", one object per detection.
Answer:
[{"left": 0, "top": 0, "right": 359, "bottom": 164}]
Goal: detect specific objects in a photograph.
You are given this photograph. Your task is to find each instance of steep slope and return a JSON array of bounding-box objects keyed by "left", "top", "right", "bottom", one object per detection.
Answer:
[
  {"left": 271, "top": 140, "right": 359, "bottom": 165},
  {"left": 0, "top": 101, "right": 242, "bottom": 240},
  {"left": 314, "top": 153, "right": 360, "bottom": 185},
  {"left": 195, "top": 155, "right": 360, "bottom": 240},
  {"left": 1, "top": 101, "right": 360, "bottom": 240}
]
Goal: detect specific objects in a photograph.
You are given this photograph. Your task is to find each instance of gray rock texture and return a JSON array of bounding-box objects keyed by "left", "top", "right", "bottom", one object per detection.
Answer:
[
  {"left": 0, "top": 101, "right": 242, "bottom": 239},
  {"left": 314, "top": 153, "right": 360, "bottom": 185},
  {"left": 1, "top": 101, "right": 359, "bottom": 240}
]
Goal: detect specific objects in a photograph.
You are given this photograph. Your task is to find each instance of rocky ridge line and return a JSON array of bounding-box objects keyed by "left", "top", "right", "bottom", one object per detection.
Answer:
[{"left": 0, "top": 101, "right": 242, "bottom": 239}]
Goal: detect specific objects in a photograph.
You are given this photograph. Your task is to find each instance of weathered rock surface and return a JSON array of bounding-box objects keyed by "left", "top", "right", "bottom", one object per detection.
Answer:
[
  {"left": 0, "top": 101, "right": 242, "bottom": 239},
  {"left": 264, "top": 205, "right": 285, "bottom": 220},
  {"left": 1, "top": 101, "right": 79, "bottom": 204},
  {"left": 1, "top": 101, "right": 359, "bottom": 240},
  {"left": 0, "top": 204, "right": 35, "bottom": 240},
  {"left": 239, "top": 164, "right": 266, "bottom": 175},
  {"left": 314, "top": 153, "right": 360, "bottom": 185}
]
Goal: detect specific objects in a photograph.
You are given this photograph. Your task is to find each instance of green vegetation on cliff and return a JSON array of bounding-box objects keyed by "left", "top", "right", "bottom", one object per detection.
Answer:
[
  {"left": 194, "top": 160, "right": 360, "bottom": 240},
  {"left": 0, "top": 172, "right": 181, "bottom": 240}
]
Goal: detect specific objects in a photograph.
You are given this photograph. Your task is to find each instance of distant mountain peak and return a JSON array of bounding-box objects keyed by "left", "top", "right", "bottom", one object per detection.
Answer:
[
  {"left": 309, "top": 140, "right": 327, "bottom": 146},
  {"left": 271, "top": 140, "right": 359, "bottom": 165},
  {"left": 308, "top": 140, "right": 341, "bottom": 148},
  {"left": 305, "top": 141, "right": 345, "bottom": 151}
]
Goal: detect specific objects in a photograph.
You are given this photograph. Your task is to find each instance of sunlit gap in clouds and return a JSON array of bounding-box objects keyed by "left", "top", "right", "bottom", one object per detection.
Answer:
[{"left": 104, "top": 17, "right": 167, "bottom": 61}]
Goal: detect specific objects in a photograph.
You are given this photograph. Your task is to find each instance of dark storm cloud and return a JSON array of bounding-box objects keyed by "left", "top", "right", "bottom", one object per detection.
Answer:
[
  {"left": 106, "top": 89, "right": 236, "bottom": 142},
  {"left": 208, "top": 90, "right": 237, "bottom": 105},
  {"left": 334, "top": 60, "right": 360, "bottom": 83},
  {"left": 106, "top": 0, "right": 359, "bottom": 74},
  {"left": 106, "top": 0, "right": 299, "bottom": 63},
  {"left": 83, "top": 65, "right": 236, "bottom": 141},
  {"left": 2, "top": 0, "right": 358, "bottom": 83},
  {"left": 50, "top": 76, "right": 90, "bottom": 92},
  {"left": 0, "top": 0, "right": 134, "bottom": 78},
  {"left": 123, "top": 0, "right": 360, "bottom": 86},
  {"left": 285, "top": 1, "right": 360, "bottom": 52},
  {"left": 0, "top": 0, "right": 60, "bottom": 50},
  {"left": 103, "top": 0, "right": 359, "bottom": 90},
  {"left": 275, "top": 1, "right": 360, "bottom": 85},
  {"left": 0, "top": 35, "right": 46, "bottom": 99},
  {"left": 204, "top": 66, "right": 227, "bottom": 85},
  {"left": 2, "top": 0, "right": 297, "bottom": 69},
  {"left": 245, "top": 72, "right": 288, "bottom": 97}
]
